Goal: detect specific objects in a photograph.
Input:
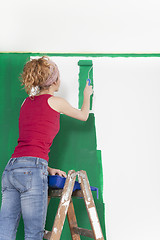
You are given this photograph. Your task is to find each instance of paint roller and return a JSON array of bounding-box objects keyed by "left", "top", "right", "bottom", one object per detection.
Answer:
[
  {"left": 78, "top": 60, "right": 93, "bottom": 109},
  {"left": 78, "top": 60, "right": 93, "bottom": 86}
]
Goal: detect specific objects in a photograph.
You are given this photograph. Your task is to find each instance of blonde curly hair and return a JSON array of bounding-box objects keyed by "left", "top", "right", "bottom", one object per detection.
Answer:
[{"left": 20, "top": 56, "right": 59, "bottom": 95}]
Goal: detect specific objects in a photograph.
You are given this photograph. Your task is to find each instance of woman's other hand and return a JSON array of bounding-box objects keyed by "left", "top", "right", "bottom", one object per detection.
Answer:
[{"left": 48, "top": 167, "right": 67, "bottom": 178}]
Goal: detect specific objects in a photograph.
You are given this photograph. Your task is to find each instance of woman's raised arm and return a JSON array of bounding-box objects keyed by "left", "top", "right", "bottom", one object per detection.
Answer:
[{"left": 48, "top": 81, "right": 93, "bottom": 121}]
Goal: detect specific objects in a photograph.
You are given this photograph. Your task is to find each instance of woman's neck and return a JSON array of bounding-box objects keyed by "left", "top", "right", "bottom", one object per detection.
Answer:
[{"left": 37, "top": 89, "right": 54, "bottom": 96}]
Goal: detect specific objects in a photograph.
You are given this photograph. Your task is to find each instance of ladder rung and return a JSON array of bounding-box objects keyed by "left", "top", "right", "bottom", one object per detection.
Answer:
[
  {"left": 49, "top": 188, "right": 83, "bottom": 198},
  {"left": 44, "top": 227, "right": 94, "bottom": 239},
  {"left": 73, "top": 227, "right": 94, "bottom": 238}
]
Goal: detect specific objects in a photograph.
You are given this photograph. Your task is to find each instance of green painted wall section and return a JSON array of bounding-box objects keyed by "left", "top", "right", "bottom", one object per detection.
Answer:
[
  {"left": 0, "top": 53, "right": 30, "bottom": 238},
  {"left": 0, "top": 53, "right": 106, "bottom": 239},
  {"left": 1, "top": 52, "right": 160, "bottom": 57}
]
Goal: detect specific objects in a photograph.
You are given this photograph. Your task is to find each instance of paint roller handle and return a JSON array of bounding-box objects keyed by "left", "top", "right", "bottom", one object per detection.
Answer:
[
  {"left": 87, "top": 78, "right": 91, "bottom": 86},
  {"left": 84, "top": 80, "right": 93, "bottom": 97}
]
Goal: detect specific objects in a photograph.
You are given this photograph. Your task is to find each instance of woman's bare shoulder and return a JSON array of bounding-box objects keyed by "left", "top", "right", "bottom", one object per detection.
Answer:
[
  {"left": 48, "top": 96, "right": 65, "bottom": 104},
  {"left": 48, "top": 96, "right": 66, "bottom": 112}
]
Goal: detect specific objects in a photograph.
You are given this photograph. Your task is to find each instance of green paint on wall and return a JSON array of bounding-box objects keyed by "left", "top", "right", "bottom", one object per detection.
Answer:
[
  {"left": 78, "top": 60, "right": 93, "bottom": 110},
  {"left": 0, "top": 53, "right": 29, "bottom": 165},
  {"left": 2, "top": 52, "right": 160, "bottom": 57},
  {"left": 2, "top": 52, "right": 160, "bottom": 239},
  {"left": 0, "top": 53, "right": 30, "bottom": 239},
  {"left": 0, "top": 53, "right": 106, "bottom": 240}
]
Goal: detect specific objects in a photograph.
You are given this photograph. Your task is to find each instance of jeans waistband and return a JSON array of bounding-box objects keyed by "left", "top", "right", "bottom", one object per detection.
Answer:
[{"left": 8, "top": 157, "right": 48, "bottom": 167}]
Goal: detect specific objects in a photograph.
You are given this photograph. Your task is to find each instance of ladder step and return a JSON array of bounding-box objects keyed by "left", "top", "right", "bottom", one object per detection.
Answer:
[
  {"left": 43, "top": 230, "right": 51, "bottom": 239},
  {"left": 73, "top": 227, "right": 94, "bottom": 238},
  {"left": 49, "top": 188, "right": 83, "bottom": 198},
  {"left": 44, "top": 228, "right": 94, "bottom": 239}
]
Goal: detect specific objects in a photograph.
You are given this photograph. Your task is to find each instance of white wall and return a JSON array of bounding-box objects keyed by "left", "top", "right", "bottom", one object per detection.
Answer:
[
  {"left": 93, "top": 57, "right": 160, "bottom": 240},
  {"left": 1, "top": 0, "right": 160, "bottom": 53}
]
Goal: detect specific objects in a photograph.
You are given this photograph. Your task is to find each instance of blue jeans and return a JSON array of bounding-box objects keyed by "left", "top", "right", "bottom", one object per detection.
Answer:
[{"left": 0, "top": 157, "right": 48, "bottom": 240}]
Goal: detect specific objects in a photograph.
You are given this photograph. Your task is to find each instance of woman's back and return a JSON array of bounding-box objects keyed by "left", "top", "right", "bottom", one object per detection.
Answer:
[{"left": 11, "top": 94, "right": 60, "bottom": 161}]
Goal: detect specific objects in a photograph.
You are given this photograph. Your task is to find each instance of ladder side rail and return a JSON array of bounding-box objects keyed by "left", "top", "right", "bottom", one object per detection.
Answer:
[
  {"left": 67, "top": 199, "right": 81, "bottom": 240},
  {"left": 50, "top": 170, "right": 77, "bottom": 240},
  {"left": 78, "top": 170, "right": 104, "bottom": 240}
]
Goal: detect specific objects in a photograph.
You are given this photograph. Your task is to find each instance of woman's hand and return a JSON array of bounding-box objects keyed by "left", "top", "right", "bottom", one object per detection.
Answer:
[
  {"left": 48, "top": 167, "right": 67, "bottom": 178},
  {"left": 83, "top": 81, "right": 93, "bottom": 97}
]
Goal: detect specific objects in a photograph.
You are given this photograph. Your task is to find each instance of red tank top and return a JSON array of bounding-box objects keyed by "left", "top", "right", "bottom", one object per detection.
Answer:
[{"left": 11, "top": 94, "right": 60, "bottom": 161}]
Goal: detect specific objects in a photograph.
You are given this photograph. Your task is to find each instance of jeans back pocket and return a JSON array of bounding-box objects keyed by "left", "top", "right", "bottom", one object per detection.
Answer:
[{"left": 11, "top": 169, "right": 32, "bottom": 193}]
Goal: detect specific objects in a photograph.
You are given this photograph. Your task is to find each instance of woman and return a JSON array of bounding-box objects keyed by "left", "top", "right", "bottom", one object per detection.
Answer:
[{"left": 0, "top": 56, "right": 93, "bottom": 240}]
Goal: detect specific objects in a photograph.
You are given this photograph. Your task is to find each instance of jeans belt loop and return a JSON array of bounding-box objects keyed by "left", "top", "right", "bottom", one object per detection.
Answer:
[
  {"left": 36, "top": 157, "right": 39, "bottom": 166},
  {"left": 12, "top": 158, "right": 17, "bottom": 165}
]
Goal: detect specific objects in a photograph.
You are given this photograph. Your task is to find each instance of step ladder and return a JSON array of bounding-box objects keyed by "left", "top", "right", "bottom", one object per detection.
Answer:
[{"left": 44, "top": 170, "right": 104, "bottom": 240}]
